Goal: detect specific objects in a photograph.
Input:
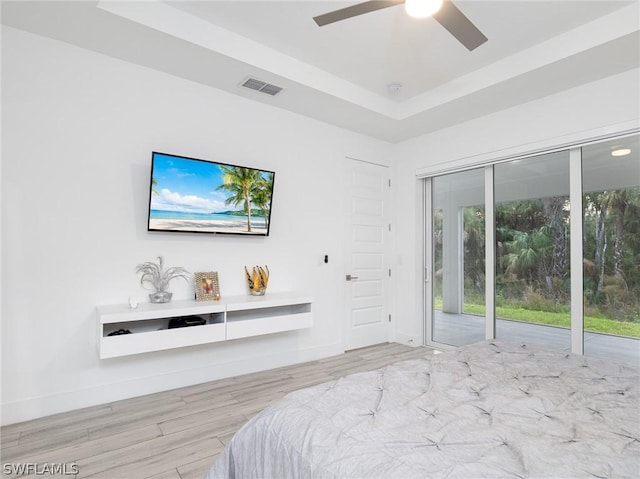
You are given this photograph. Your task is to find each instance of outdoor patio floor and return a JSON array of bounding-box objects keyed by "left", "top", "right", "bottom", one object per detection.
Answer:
[{"left": 433, "top": 310, "right": 640, "bottom": 366}]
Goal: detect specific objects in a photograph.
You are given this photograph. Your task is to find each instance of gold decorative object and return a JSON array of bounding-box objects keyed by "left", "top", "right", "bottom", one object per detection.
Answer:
[{"left": 245, "top": 265, "right": 269, "bottom": 296}]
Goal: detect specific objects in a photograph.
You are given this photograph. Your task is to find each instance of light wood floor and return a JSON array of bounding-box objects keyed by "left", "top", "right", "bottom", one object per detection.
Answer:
[{"left": 1, "top": 343, "right": 435, "bottom": 479}]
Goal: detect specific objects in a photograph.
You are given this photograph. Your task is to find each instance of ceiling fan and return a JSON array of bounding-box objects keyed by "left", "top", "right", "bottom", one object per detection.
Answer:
[{"left": 313, "top": 0, "right": 487, "bottom": 51}]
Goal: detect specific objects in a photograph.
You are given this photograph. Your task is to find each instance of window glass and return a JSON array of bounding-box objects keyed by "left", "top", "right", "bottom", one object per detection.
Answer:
[
  {"left": 494, "top": 151, "right": 571, "bottom": 351},
  {"left": 432, "top": 168, "right": 485, "bottom": 347},
  {"left": 582, "top": 135, "right": 640, "bottom": 363}
]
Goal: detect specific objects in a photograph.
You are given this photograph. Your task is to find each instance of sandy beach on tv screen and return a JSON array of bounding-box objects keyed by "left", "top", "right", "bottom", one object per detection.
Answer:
[{"left": 149, "top": 219, "right": 267, "bottom": 234}]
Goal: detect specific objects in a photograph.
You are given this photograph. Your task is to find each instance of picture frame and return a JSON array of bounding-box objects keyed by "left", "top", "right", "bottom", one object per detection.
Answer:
[{"left": 194, "top": 272, "right": 221, "bottom": 301}]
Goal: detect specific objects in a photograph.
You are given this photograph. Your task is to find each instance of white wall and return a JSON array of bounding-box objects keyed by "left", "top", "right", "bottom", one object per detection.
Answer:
[
  {"left": 0, "top": 27, "right": 393, "bottom": 425},
  {"left": 391, "top": 67, "right": 640, "bottom": 346}
]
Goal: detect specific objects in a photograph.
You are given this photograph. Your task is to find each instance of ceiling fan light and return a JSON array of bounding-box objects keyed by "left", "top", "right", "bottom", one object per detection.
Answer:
[{"left": 405, "top": 0, "right": 443, "bottom": 18}]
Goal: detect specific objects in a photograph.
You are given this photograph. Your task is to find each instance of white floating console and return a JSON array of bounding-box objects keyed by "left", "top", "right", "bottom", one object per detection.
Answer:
[{"left": 97, "top": 292, "right": 312, "bottom": 359}]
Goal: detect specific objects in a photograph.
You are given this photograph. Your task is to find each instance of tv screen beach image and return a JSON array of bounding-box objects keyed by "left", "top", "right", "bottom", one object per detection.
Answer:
[{"left": 148, "top": 153, "right": 274, "bottom": 235}]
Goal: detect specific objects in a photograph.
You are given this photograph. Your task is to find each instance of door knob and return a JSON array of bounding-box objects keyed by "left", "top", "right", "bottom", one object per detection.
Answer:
[{"left": 346, "top": 274, "right": 359, "bottom": 281}]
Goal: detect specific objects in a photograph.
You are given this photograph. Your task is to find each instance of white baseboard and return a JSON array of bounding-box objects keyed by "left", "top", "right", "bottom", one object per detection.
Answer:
[{"left": 0, "top": 342, "right": 344, "bottom": 426}]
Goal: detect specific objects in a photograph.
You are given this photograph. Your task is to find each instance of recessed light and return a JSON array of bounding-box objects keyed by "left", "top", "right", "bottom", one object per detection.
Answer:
[{"left": 611, "top": 148, "right": 631, "bottom": 157}]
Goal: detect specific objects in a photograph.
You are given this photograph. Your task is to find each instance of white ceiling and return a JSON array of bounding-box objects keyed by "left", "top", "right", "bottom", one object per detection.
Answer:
[{"left": 2, "top": 0, "right": 639, "bottom": 142}]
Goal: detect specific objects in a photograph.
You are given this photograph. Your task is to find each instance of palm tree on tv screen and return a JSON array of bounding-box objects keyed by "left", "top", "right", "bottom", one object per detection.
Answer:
[
  {"left": 252, "top": 172, "right": 274, "bottom": 231},
  {"left": 217, "top": 166, "right": 266, "bottom": 232}
]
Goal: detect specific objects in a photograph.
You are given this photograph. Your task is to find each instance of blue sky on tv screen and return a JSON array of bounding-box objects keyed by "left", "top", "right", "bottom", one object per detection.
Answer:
[{"left": 150, "top": 153, "right": 256, "bottom": 214}]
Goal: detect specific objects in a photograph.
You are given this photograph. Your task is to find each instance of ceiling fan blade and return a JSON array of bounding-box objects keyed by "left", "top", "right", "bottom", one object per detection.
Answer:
[
  {"left": 313, "top": 0, "right": 405, "bottom": 27},
  {"left": 433, "top": 1, "right": 487, "bottom": 51}
]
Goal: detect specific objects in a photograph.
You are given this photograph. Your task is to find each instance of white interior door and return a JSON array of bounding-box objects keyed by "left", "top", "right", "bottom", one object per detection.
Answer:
[{"left": 344, "top": 158, "right": 390, "bottom": 350}]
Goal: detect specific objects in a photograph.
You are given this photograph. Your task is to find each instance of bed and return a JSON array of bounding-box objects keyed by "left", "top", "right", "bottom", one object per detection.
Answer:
[{"left": 206, "top": 340, "right": 639, "bottom": 478}]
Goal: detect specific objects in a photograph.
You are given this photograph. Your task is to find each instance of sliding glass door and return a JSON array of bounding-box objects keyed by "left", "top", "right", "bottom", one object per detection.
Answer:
[
  {"left": 494, "top": 151, "right": 571, "bottom": 351},
  {"left": 425, "top": 133, "right": 640, "bottom": 364},
  {"left": 431, "top": 169, "right": 485, "bottom": 347},
  {"left": 581, "top": 136, "right": 640, "bottom": 364}
]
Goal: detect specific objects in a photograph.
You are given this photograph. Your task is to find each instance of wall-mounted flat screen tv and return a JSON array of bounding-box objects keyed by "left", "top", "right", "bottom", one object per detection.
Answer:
[{"left": 147, "top": 152, "right": 275, "bottom": 236}]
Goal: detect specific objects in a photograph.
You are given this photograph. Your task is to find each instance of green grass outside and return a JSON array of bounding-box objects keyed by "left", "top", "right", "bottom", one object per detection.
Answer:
[{"left": 434, "top": 300, "right": 640, "bottom": 338}]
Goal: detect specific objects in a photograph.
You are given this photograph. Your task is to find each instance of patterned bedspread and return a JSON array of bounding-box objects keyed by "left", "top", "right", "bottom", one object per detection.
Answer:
[{"left": 206, "top": 340, "right": 640, "bottom": 478}]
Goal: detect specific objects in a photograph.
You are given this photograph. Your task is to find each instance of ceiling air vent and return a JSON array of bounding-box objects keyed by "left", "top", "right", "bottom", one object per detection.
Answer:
[{"left": 240, "top": 77, "right": 283, "bottom": 96}]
